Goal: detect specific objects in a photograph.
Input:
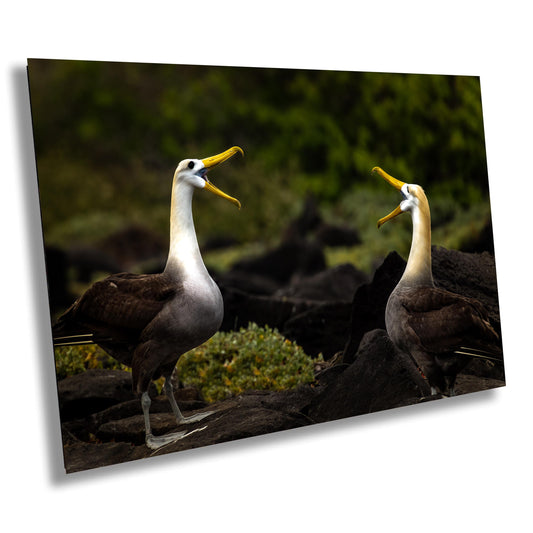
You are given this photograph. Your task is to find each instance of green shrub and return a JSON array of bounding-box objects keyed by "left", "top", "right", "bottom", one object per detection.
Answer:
[
  {"left": 54, "top": 344, "right": 128, "bottom": 381},
  {"left": 176, "top": 323, "right": 322, "bottom": 402}
]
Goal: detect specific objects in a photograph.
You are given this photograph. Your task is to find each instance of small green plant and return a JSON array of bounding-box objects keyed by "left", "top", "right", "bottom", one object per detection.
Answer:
[
  {"left": 176, "top": 323, "right": 322, "bottom": 402},
  {"left": 54, "top": 343, "right": 128, "bottom": 380}
]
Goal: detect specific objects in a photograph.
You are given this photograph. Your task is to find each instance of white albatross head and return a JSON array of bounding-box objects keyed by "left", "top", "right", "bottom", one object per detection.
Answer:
[
  {"left": 174, "top": 146, "right": 243, "bottom": 209},
  {"left": 372, "top": 167, "right": 430, "bottom": 228}
]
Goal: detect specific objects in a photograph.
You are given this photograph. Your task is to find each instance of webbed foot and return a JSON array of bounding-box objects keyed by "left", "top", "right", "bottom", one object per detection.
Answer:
[
  {"left": 178, "top": 410, "right": 215, "bottom": 425},
  {"left": 145, "top": 424, "right": 209, "bottom": 450},
  {"left": 145, "top": 430, "right": 189, "bottom": 450}
]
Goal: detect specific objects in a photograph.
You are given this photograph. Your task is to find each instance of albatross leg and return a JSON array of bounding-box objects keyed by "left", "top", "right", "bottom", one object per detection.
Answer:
[
  {"left": 141, "top": 391, "right": 188, "bottom": 450},
  {"left": 163, "top": 378, "right": 214, "bottom": 425}
]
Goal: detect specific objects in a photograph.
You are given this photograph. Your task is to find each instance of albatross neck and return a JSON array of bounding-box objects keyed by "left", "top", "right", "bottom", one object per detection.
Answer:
[
  {"left": 399, "top": 200, "right": 434, "bottom": 289},
  {"left": 164, "top": 178, "right": 209, "bottom": 279}
]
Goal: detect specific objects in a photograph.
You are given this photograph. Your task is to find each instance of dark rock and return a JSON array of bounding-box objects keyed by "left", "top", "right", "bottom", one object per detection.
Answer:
[
  {"left": 274, "top": 263, "right": 368, "bottom": 302},
  {"left": 98, "top": 224, "right": 167, "bottom": 271},
  {"left": 220, "top": 264, "right": 365, "bottom": 355},
  {"left": 235, "top": 385, "right": 318, "bottom": 416},
  {"left": 283, "top": 195, "right": 322, "bottom": 241},
  {"left": 57, "top": 370, "right": 138, "bottom": 421},
  {"left": 462, "top": 357, "right": 505, "bottom": 382},
  {"left": 230, "top": 239, "right": 326, "bottom": 285},
  {"left": 59, "top": 355, "right": 504, "bottom": 473},
  {"left": 314, "top": 364, "right": 350, "bottom": 387},
  {"left": 62, "top": 391, "right": 315, "bottom": 472},
  {"left": 67, "top": 246, "right": 121, "bottom": 283},
  {"left": 220, "top": 286, "right": 353, "bottom": 359},
  {"left": 196, "top": 405, "right": 311, "bottom": 445},
  {"left": 63, "top": 441, "right": 139, "bottom": 474},
  {"left": 453, "top": 373, "right": 505, "bottom": 394},
  {"left": 308, "top": 329, "right": 432, "bottom": 423},
  {"left": 282, "top": 302, "right": 353, "bottom": 359},
  {"left": 217, "top": 271, "right": 281, "bottom": 296},
  {"left": 432, "top": 246, "right": 501, "bottom": 325},
  {"left": 342, "top": 252, "right": 405, "bottom": 364},
  {"left": 283, "top": 195, "right": 360, "bottom": 247},
  {"left": 315, "top": 223, "right": 361, "bottom": 247},
  {"left": 220, "top": 286, "right": 314, "bottom": 332},
  {"left": 459, "top": 217, "right": 495, "bottom": 255}
]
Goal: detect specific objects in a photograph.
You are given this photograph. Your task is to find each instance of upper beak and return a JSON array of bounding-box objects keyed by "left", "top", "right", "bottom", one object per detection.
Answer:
[
  {"left": 201, "top": 146, "right": 244, "bottom": 209},
  {"left": 202, "top": 146, "right": 244, "bottom": 169},
  {"left": 372, "top": 166, "right": 406, "bottom": 228}
]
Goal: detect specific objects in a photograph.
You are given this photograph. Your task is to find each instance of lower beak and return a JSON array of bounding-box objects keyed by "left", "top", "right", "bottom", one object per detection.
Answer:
[
  {"left": 201, "top": 146, "right": 244, "bottom": 209},
  {"left": 204, "top": 180, "right": 241, "bottom": 209},
  {"left": 377, "top": 205, "right": 403, "bottom": 228},
  {"left": 372, "top": 167, "right": 406, "bottom": 228}
]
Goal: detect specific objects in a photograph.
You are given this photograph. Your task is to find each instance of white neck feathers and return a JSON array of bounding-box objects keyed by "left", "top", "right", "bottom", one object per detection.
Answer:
[
  {"left": 164, "top": 177, "right": 208, "bottom": 278},
  {"left": 399, "top": 196, "right": 434, "bottom": 288}
]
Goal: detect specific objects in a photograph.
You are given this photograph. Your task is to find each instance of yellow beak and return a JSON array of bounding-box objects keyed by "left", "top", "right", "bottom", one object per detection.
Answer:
[
  {"left": 202, "top": 146, "right": 244, "bottom": 169},
  {"left": 372, "top": 166, "right": 406, "bottom": 228},
  {"left": 201, "top": 146, "right": 244, "bottom": 209},
  {"left": 377, "top": 205, "right": 403, "bottom": 228}
]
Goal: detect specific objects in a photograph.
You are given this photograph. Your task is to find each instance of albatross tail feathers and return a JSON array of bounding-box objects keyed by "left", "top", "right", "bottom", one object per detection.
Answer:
[
  {"left": 52, "top": 333, "right": 113, "bottom": 347},
  {"left": 454, "top": 345, "right": 503, "bottom": 363}
]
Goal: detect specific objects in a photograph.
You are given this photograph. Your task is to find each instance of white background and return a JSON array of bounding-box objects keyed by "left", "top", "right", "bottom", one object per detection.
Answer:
[{"left": 2, "top": 2, "right": 532, "bottom": 531}]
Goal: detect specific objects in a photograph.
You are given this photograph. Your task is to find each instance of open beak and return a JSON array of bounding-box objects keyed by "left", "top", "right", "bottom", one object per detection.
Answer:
[
  {"left": 372, "top": 166, "right": 406, "bottom": 228},
  {"left": 201, "top": 146, "right": 244, "bottom": 209}
]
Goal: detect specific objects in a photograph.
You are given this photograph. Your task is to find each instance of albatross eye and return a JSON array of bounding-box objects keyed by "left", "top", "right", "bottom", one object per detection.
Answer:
[{"left": 188, "top": 161, "right": 195, "bottom": 170}]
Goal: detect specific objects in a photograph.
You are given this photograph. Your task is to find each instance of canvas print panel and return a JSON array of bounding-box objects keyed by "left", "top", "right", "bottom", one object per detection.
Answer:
[{"left": 27, "top": 59, "right": 504, "bottom": 473}]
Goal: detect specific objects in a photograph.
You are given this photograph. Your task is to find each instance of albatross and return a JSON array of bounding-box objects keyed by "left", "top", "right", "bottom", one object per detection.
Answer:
[
  {"left": 53, "top": 146, "right": 243, "bottom": 448},
  {"left": 373, "top": 166, "right": 502, "bottom": 396}
]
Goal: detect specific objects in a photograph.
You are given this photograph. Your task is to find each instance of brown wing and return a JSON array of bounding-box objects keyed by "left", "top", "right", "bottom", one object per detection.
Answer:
[
  {"left": 401, "top": 287, "right": 500, "bottom": 355},
  {"left": 53, "top": 272, "right": 180, "bottom": 342}
]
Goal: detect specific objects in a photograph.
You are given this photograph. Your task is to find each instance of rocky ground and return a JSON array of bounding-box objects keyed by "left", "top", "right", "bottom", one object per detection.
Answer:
[{"left": 56, "top": 222, "right": 505, "bottom": 473}]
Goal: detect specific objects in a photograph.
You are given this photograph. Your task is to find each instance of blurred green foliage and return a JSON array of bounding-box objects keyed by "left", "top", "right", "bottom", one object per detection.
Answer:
[
  {"left": 28, "top": 59, "right": 491, "bottom": 255},
  {"left": 322, "top": 184, "right": 492, "bottom": 273}
]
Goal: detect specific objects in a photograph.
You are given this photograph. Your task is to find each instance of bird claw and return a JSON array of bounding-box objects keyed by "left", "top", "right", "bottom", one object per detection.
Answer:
[
  {"left": 145, "top": 424, "right": 209, "bottom": 450},
  {"left": 145, "top": 430, "right": 189, "bottom": 450}
]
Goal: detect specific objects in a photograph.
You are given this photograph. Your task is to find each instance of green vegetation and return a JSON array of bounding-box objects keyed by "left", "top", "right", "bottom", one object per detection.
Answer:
[
  {"left": 323, "top": 184, "right": 491, "bottom": 273},
  {"left": 203, "top": 184, "right": 492, "bottom": 275},
  {"left": 28, "top": 60, "right": 491, "bottom": 256},
  {"left": 177, "top": 323, "right": 321, "bottom": 402},
  {"left": 54, "top": 323, "right": 322, "bottom": 402},
  {"left": 54, "top": 343, "right": 127, "bottom": 380}
]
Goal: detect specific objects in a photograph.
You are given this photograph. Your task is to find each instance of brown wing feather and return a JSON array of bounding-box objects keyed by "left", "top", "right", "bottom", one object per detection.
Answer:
[
  {"left": 402, "top": 287, "right": 499, "bottom": 354},
  {"left": 54, "top": 272, "right": 180, "bottom": 341}
]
